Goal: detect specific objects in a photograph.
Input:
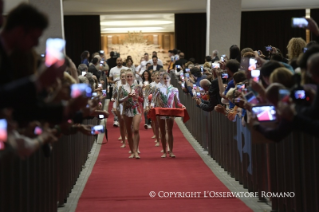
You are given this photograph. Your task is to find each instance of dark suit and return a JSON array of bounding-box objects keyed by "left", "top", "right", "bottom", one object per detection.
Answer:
[
  {"left": 148, "top": 64, "right": 163, "bottom": 71},
  {"left": 198, "top": 79, "right": 221, "bottom": 112},
  {"left": 88, "top": 64, "right": 101, "bottom": 81},
  {"left": 173, "top": 58, "right": 188, "bottom": 69}
]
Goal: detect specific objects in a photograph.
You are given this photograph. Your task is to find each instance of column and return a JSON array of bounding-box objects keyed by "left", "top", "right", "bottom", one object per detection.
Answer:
[
  {"left": 28, "top": 0, "right": 64, "bottom": 54},
  {"left": 206, "top": 0, "right": 242, "bottom": 56},
  {"left": 153, "top": 35, "right": 158, "bottom": 45}
]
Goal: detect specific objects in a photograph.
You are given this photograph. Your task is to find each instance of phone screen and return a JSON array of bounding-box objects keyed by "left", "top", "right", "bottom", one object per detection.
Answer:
[
  {"left": 252, "top": 105, "right": 276, "bottom": 122},
  {"left": 220, "top": 57, "right": 224, "bottom": 62},
  {"left": 193, "top": 85, "right": 197, "bottom": 90},
  {"left": 81, "top": 71, "right": 86, "bottom": 76},
  {"left": 237, "top": 84, "right": 245, "bottom": 92},
  {"left": 279, "top": 89, "right": 290, "bottom": 101},
  {"left": 91, "top": 125, "right": 105, "bottom": 135},
  {"left": 265, "top": 46, "right": 272, "bottom": 51},
  {"left": 100, "top": 50, "right": 104, "bottom": 54},
  {"left": 303, "top": 48, "right": 308, "bottom": 53},
  {"left": 212, "top": 63, "right": 220, "bottom": 69},
  {"left": 99, "top": 115, "right": 105, "bottom": 119},
  {"left": 251, "top": 70, "right": 260, "bottom": 82},
  {"left": 71, "top": 84, "right": 92, "bottom": 98},
  {"left": 45, "top": 38, "right": 65, "bottom": 67},
  {"left": 245, "top": 92, "right": 259, "bottom": 104},
  {"left": 181, "top": 83, "right": 185, "bottom": 88},
  {"left": 185, "top": 68, "right": 190, "bottom": 72},
  {"left": 0, "top": 119, "right": 7, "bottom": 143},
  {"left": 34, "top": 126, "right": 43, "bottom": 135},
  {"left": 294, "top": 90, "right": 306, "bottom": 99},
  {"left": 196, "top": 92, "right": 201, "bottom": 97},
  {"left": 221, "top": 73, "right": 228, "bottom": 79},
  {"left": 200, "top": 66, "right": 203, "bottom": 72},
  {"left": 92, "top": 92, "right": 98, "bottom": 97},
  {"left": 249, "top": 58, "right": 257, "bottom": 71},
  {"left": 292, "top": 18, "right": 308, "bottom": 28},
  {"left": 185, "top": 73, "right": 189, "bottom": 78},
  {"left": 102, "top": 90, "right": 106, "bottom": 95}
]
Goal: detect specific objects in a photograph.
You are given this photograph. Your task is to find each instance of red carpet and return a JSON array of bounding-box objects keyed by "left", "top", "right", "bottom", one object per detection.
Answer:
[{"left": 75, "top": 104, "right": 252, "bottom": 212}]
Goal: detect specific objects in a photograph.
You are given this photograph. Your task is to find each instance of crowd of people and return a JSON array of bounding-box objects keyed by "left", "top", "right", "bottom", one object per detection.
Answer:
[
  {"left": 174, "top": 18, "right": 319, "bottom": 143},
  {"left": 0, "top": 2, "right": 109, "bottom": 159},
  {"left": 2, "top": 0, "right": 319, "bottom": 162}
]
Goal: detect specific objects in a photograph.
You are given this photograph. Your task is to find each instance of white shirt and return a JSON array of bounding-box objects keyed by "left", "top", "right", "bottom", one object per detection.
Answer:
[
  {"left": 174, "top": 54, "right": 179, "bottom": 61},
  {"left": 109, "top": 66, "right": 128, "bottom": 83},
  {"left": 149, "top": 59, "right": 163, "bottom": 66}
]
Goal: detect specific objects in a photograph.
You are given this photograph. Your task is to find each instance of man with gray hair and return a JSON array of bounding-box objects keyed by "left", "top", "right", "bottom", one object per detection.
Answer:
[
  {"left": 195, "top": 78, "right": 221, "bottom": 112},
  {"left": 212, "top": 50, "right": 219, "bottom": 62},
  {"left": 78, "top": 64, "right": 88, "bottom": 76}
]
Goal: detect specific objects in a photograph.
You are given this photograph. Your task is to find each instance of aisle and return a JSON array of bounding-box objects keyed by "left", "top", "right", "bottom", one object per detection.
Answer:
[{"left": 75, "top": 104, "right": 252, "bottom": 212}]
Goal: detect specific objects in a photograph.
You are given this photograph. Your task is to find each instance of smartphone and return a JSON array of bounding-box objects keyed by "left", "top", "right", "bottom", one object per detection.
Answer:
[
  {"left": 70, "top": 84, "right": 92, "bottom": 98},
  {"left": 0, "top": 119, "right": 7, "bottom": 143},
  {"left": 196, "top": 92, "right": 201, "bottom": 97},
  {"left": 98, "top": 84, "right": 102, "bottom": 88},
  {"left": 237, "top": 84, "right": 245, "bottom": 92},
  {"left": 245, "top": 92, "right": 259, "bottom": 104},
  {"left": 185, "top": 68, "right": 190, "bottom": 72},
  {"left": 199, "top": 87, "right": 203, "bottom": 91},
  {"left": 221, "top": 54, "right": 226, "bottom": 57},
  {"left": 193, "top": 84, "right": 197, "bottom": 90},
  {"left": 279, "top": 89, "right": 290, "bottom": 101},
  {"left": 34, "top": 126, "right": 43, "bottom": 135},
  {"left": 265, "top": 46, "right": 272, "bottom": 51},
  {"left": 212, "top": 63, "right": 220, "bottom": 69},
  {"left": 251, "top": 69, "right": 260, "bottom": 82},
  {"left": 200, "top": 66, "right": 203, "bottom": 72},
  {"left": 181, "top": 76, "right": 185, "bottom": 81},
  {"left": 180, "top": 72, "right": 184, "bottom": 76},
  {"left": 81, "top": 71, "right": 86, "bottom": 76},
  {"left": 45, "top": 38, "right": 65, "bottom": 67},
  {"left": 292, "top": 18, "right": 308, "bottom": 28},
  {"left": 176, "top": 65, "right": 181, "bottom": 69},
  {"left": 294, "top": 90, "right": 306, "bottom": 99},
  {"left": 102, "top": 89, "right": 106, "bottom": 95},
  {"left": 252, "top": 105, "right": 276, "bottom": 122},
  {"left": 221, "top": 73, "right": 228, "bottom": 79},
  {"left": 98, "top": 114, "right": 105, "bottom": 119},
  {"left": 220, "top": 57, "right": 224, "bottom": 62},
  {"left": 41, "top": 53, "right": 45, "bottom": 58},
  {"left": 91, "top": 125, "right": 105, "bottom": 135},
  {"left": 185, "top": 73, "right": 189, "bottom": 78},
  {"left": 100, "top": 50, "right": 104, "bottom": 54},
  {"left": 92, "top": 92, "right": 98, "bottom": 97},
  {"left": 303, "top": 48, "right": 308, "bottom": 53},
  {"left": 181, "top": 83, "right": 185, "bottom": 88},
  {"left": 249, "top": 58, "right": 257, "bottom": 71}
]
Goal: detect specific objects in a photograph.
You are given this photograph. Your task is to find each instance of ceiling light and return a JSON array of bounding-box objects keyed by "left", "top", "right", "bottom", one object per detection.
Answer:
[
  {"left": 100, "top": 20, "right": 172, "bottom": 26},
  {"left": 102, "top": 27, "right": 163, "bottom": 31}
]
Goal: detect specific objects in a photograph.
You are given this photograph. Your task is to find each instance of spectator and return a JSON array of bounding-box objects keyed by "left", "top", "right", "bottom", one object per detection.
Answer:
[
  {"left": 196, "top": 79, "right": 221, "bottom": 112},
  {"left": 88, "top": 57, "right": 101, "bottom": 81},
  {"left": 78, "top": 64, "right": 88, "bottom": 76},
  {"left": 148, "top": 56, "right": 163, "bottom": 71},
  {"left": 81, "top": 51, "right": 90, "bottom": 67},
  {"left": 211, "top": 50, "right": 219, "bottom": 62},
  {"left": 151, "top": 51, "right": 163, "bottom": 66}
]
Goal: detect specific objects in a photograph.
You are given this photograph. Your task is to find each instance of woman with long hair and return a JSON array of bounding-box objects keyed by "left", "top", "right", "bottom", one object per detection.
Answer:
[
  {"left": 112, "top": 69, "right": 128, "bottom": 147},
  {"left": 229, "top": 45, "right": 241, "bottom": 63},
  {"left": 142, "top": 70, "right": 152, "bottom": 129},
  {"left": 118, "top": 70, "right": 143, "bottom": 159},
  {"left": 81, "top": 50, "right": 90, "bottom": 67},
  {"left": 151, "top": 73, "right": 186, "bottom": 158}
]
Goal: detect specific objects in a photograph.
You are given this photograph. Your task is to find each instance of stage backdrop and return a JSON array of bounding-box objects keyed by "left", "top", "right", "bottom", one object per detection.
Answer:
[
  {"left": 241, "top": 9, "right": 306, "bottom": 57},
  {"left": 175, "top": 13, "right": 206, "bottom": 64},
  {"left": 64, "top": 15, "right": 101, "bottom": 66}
]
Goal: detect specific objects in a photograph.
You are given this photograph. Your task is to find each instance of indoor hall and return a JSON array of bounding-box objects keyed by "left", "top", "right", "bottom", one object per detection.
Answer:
[{"left": 1, "top": 0, "right": 319, "bottom": 212}]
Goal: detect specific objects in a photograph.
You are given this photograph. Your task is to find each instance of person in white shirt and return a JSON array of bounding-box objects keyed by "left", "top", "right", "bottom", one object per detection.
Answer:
[
  {"left": 109, "top": 57, "right": 128, "bottom": 126},
  {"left": 151, "top": 51, "right": 163, "bottom": 66}
]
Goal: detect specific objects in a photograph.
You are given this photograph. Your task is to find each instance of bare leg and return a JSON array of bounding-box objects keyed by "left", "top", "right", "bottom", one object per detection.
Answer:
[
  {"left": 123, "top": 116, "right": 134, "bottom": 158},
  {"left": 132, "top": 114, "right": 141, "bottom": 158},
  {"left": 118, "top": 115, "right": 126, "bottom": 147},
  {"left": 153, "top": 117, "right": 160, "bottom": 146},
  {"left": 159, "top": 118, "right": 167, "bottom": 157},
  {"left": 166, "top": 118, "right": 175, "bottom": 157}
]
